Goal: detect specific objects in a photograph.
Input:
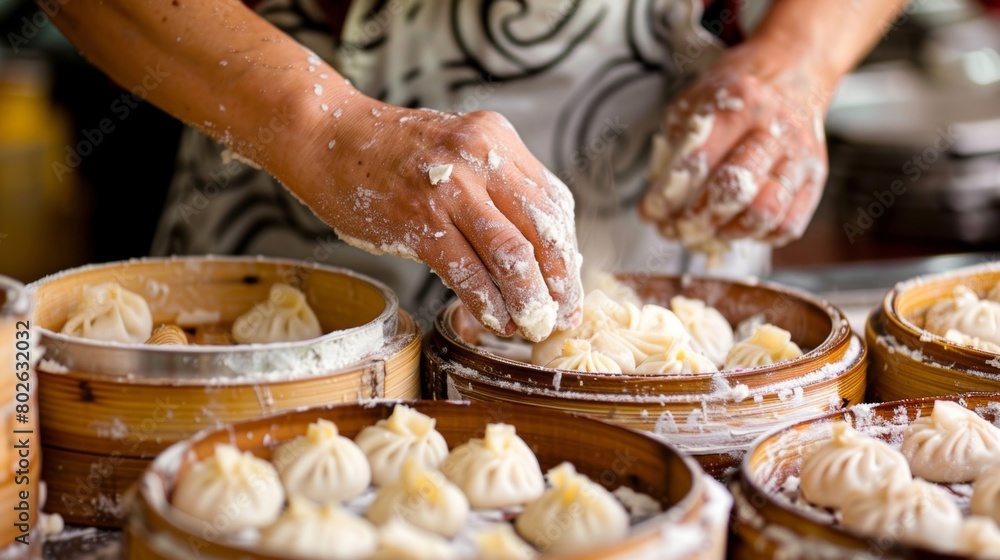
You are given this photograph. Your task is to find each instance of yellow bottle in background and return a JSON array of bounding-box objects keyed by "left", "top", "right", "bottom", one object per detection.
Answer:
[{"left": 0, "top": 55, "right": 91, "bottom": 282}]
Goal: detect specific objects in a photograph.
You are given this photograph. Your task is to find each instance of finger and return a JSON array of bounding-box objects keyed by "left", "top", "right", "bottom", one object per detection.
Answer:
[
  {"left": 682, "top": 129, "right": 780, "bottom": 229},
  {"left": 447, "top": 180, "right": 558, "bottom": 342},
  {"left": 499, "top": 163, "right": 584, "bottom": 332},
  {"left": 763, "top": 174, "right": 824, "bottom": 246},
  {"left": 417, "top": 225, "right": 516, "bottom": 337},
  {"left": 717, "top": 157, "right": 798, "bottom": 239}
]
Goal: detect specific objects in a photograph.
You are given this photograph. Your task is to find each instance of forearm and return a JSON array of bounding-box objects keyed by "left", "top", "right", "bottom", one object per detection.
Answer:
[
  {"left": 46, "top": 0, "right": 354, "bottom": 183},
  {"left": 742, "top": 0, "right": 909, "bottom": 93}
]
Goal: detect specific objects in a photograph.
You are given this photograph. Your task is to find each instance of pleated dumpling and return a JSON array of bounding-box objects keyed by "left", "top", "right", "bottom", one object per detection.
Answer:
[
  {"left": 473, "top": 523, "right": 538, "bottom": 560},
  {"left": 369, "top": 517, "right": 456, "bottom": 560},
  {"left": 272, "top": 419, "right": 370, "bottom": 503},
  {"left": 633, "top": 342, "right": 718, "bottom": 375},
  {"left": 531, "top": 290, "right": 639, "bottom": 367},
  {"left": 840, "top": 478, "right": 963, "bottom": 553},
  {"left": 354, "top": 405, "right": 449, "bottom": 485},
  {"left": 367, "top": 458, "right": 469, "bottom": 537},
  {"left": 61, "top": 282, "right": 153, "bottom": 343},
  {"left": 231, "top": 283, "right": 322, "bottom": 343},
  {"left": 171, "top": 444, "right": 285, "bottom": 532},
  {"left": 440, "top": 423, "right": 544, "bottom": 509},
  {"left": 944, "top": 328, "right": 1000, "bottom": 353},
  {"left": 971, "top": 464, "right": 1000, "bottom": 524},
  {"left": 258, "top": 498, "right": 378, "bottom": 560},
  {"left": 957, "top": 517, "right": 1000, "bottom": 559},
  {"left": 924, "top": 285, "right": 1000, "bottom": 346},
  {"left": 589, "top": 305, "right": 690, "bottom": 367},
  {"left": 544, "top": 339, "right": 623, "bottom": 373},
  {"left": 799, "top": 422, "right": 911, "bottom": 509},
  {"left": 900, "top": 400, "right": 1000, "bottom": 483},
  {"left": 515, "top": 462, "right": 628, "bottom": 554},
  {"left": 723, "top": 324, "right": 802, "bottom": 370},
  {"left": 669, "top": 295, "right": 733, "bottom": 367}
]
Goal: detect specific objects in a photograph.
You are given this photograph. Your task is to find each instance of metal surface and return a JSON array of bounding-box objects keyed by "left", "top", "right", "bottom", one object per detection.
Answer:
[{"left": 29, "top": 257, "right": 399, "bottom": 380}]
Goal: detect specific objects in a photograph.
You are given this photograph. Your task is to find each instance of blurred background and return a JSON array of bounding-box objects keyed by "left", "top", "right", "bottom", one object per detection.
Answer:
[{"left": 1, "top": 0, "right": 1000, "bottom": 284}]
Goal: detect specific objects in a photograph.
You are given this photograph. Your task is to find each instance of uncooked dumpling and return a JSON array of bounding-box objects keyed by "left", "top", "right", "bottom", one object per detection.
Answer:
[
  {"left": 231, "top": 283, "right": 322, "bottom": 343},
  {"left": 440, "top": 423, "right": 544, "bottom": 509},
  {"left": 473, "top": 523, "right": 537, "bottom": 560},
  {"left": 971, "top": 464, "right": 1000, "bottom": 524},
  {"left": 367, "top": 458, "right": 469, "bottom": 537},
  {"left": 171, "top": 444, "right": 284, "bottom": 532},
  {"left": 258, "top": 498, "right": 378, "bottom": 560},
  {"left": 840, "top": 478, "right": 962, "bottom": 553},
  {"left": 957, "top": 517, "right": 1000, "bottom": 559},
  {"left": 531, "top": 290, "right": 639, "bottom": 366},
  {"left": 272, "top": 419, "right": 370, "bottom": 504},
  {"left": 633, "top": 342, "right": 718, "bottom": 375},
  {"left": 354, "top": 405, "right": 449, "bottom": 485},
  {"left": 544, "top": 339, "right": 623, "bottom": 373},
  {"left": 799, "top": 422, "right": 911, "bottom": 509},
  {"left": 944, "top": 328, "right": 1000, "bottom": 353},
  {"left": 924, "top": 285, "right": 1000, "bottom": 347},
  {"left": 669, "top": 295, "right": 733, "bottom": 366},
  {"left": 515, "top": 462, "right": 628, "bottom": 554},
  {"left": 61, "top": 282, "right": 153, "bottom": 343},
  {"left": 369, "top": 517, "right": 456, "bottom": 560},
  {"left": 900, "top": 400, "right": 1000, "bottom": 483},
  {"left": 723, "top": 323, "right": 802, "bottom": 370}
]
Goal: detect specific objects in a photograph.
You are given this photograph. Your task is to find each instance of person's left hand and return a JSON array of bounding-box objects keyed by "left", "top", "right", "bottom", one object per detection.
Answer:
[{"left": 640, "top": 41, "right": 831, "bottom": 248}]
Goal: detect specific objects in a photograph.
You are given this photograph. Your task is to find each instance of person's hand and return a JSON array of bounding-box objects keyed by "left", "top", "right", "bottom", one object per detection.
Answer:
[
  {"left": 291, "top": 95, "right": 583, "bottom": 342},
  {"left": 641, "top": 41, "right": 831, "bottom": 248}
]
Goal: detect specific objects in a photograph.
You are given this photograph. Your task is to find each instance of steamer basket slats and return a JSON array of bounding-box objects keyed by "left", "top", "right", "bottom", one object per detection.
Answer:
[{"left": 29, "top": 257, "right": 421, "bottom": 527}]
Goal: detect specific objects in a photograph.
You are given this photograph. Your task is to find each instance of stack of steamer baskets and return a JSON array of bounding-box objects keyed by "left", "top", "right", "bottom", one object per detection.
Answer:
[
  {"left": 0, "top": 276, "right": 40, "bottom": 558},
  {"left": 29, "top": 257, "right": 421, "bottom": 526},
  {"left": 425, "top": 274, "right": 868, "bottom": 476},
  {"left": 867, "top": 262, "right": 1000, "bottom": 401}
]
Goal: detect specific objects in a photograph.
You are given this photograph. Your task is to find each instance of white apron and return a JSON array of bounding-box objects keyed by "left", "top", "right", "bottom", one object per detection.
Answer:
[{"left": 151, "top": 0, "right": 768, "bottom": 328}]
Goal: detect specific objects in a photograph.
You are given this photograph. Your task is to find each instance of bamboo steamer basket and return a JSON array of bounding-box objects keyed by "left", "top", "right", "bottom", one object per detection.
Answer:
[
  {"left": 867, "top": 264, "right": 1000, "bottom": 402},
  {"left": 425, "top": 275, "right": 867, "bottom": 477},
  {"left": 124, "top": 400, "right": 731, "bottom": 560},
  {"left": 29, "top": 257, "right": 421, "bottom": 526},
  {"left": 730, "top": 393, "right": 1000, "bottom": 560},
  {"left": 0, "top": 275, "right": 41, "bottom": 559}
]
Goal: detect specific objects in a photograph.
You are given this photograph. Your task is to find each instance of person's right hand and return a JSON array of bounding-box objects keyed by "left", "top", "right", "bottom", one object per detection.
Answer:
[{"left": 290, "top": 95, "right": 583, "bottom": 342}]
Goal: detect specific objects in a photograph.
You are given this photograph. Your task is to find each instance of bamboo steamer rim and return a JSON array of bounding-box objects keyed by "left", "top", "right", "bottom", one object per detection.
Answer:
[
  {"left": 36, "top": 310, "right": 420, "bottom": 388},
  {"left": 30, "top": 256, "right": 401, "bottom": 380},
  {"left": 29, "top": 256, "right": 397, "bottom": 352},
  {"left": 435, "top": 274, "right": 853, "bottom": 387},
  {"left": 737, "top": 392, "right": 1000, "bottom": 557},
  {"left": 882, "top": 262, "right": 1000, "bottom": 373},
  {"left": 134, "top": 400, "right": 708, "bottom": 560},
  {"left": 0, "top": 275, "right": 28, "bottom": 318}
]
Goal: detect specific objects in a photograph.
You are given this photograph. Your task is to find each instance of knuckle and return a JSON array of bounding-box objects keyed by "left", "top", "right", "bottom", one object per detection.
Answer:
[{"left": 486, "top": 229, "right": 533, "bottom": 268}]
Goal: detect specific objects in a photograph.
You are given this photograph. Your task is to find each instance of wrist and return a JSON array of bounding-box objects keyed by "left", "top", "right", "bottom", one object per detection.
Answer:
[{"left": 269, "top": 73, "right": 377, "bottom": 190}]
